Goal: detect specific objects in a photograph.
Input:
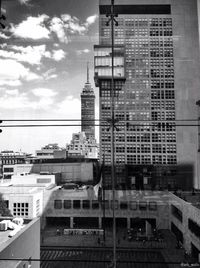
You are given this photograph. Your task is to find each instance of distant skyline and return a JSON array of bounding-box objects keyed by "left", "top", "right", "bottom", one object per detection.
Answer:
[{"left": 0, "top": 0, "right": 99, "bottom": 154}]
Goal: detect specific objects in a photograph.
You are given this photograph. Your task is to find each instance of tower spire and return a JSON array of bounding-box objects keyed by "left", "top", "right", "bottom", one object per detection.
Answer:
[{"left": 87, "top": 62, "right": 89, "bottom": 83}]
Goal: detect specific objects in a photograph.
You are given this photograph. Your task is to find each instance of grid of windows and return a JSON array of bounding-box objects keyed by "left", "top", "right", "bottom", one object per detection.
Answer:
[
  {"left": 98, "top": 15, "right": 176, "bottom": 174},
  {"left": 13, "top": 202, "right": 29, "bottom": 217},
  {"left": 52, "top": 199, "right": 158, "bottom": 211}
]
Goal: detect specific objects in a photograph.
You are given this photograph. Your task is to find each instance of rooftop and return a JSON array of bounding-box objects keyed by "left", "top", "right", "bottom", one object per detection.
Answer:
[
  {"left": 0, "top": 218, "right": 32, "bottom": 249},
  {"left": 0, "top": 185, "right": 43, "bottom": 194},
  {"left": 174, "top": 191, "right": 200, "bottom": 209}
]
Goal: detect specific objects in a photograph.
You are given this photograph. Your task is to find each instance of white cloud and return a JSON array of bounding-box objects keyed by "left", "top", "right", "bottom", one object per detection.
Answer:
[
  {"left": 0, "top": 32, "right": 10, "bottom": 39},
  {"left": 50, "top": 17, "right": 69, "bottom": 44},
  {"left": 76, "top": 48, "right": 90, "bottom": 55},
  {"left": 0, "top": 91, "right": 31, "bottom": 109},
  {"left": 6, "top": 89, "right": 19, "bottom": 95},
  {"left": 86, "top": 14, "right": 98, "bottom": 25},
  {"left": 0, "top": 45, "right": 51, "bottom": 65},
  {"left": 18, "top": 0, "right": 31, "bottom": 5},
  {"left": 0, "top": 59, "right": 41, "bottom": 85},
  {"left": 32, "top": 87, "right": 57, "bottom": 97},
  {"left": 10, "top": 13, "right": 98, "bottom": 43},
  {"left": 43, "top": 68, "right": 58, "bottom": 80},
  {"left": 0, "top": 87, "right": 56, "bottom": 110},
  {"left": 56, "top": 96, "right": 81, "bottom": 119},
  {"left": 0, "top": 80, "right": 22, "bottom": 87},
  {"left": 11, "top": 14, "right": 50, "bottom": 40},
  {"left": 52, "top": 49, "right": 66, "bottom": 61}
]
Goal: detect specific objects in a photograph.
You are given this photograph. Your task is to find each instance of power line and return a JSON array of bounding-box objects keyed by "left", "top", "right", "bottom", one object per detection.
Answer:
[
  {"left": 0, "top": 124, "right": 200, "bottom": 128},
  {"left": 1, "top": 119, "right": 199, "bottom": 122}
]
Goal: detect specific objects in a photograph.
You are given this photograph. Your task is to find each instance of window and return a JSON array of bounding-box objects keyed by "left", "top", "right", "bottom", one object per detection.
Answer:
[
  {"left": 54, "top": 200, "right": 62, "bottom": 209},
  {"left": 188, "top": 219, "right": 200, "bottom": 239},
  {"left": 3, "top": 168, "right": 14, "bottom": 173},
  {"left": 139, "top": 201, "right": 147, "bottom": 210},
  {"left": 64, "top": 200, "right": 71, "bottom": 209},
  {"left": 149, "top": 202, "right": 157, "bottom": 211},
  {"left": 82, "top": 200, "right": 90, "bottom": 209},
  {"left": 37, "top": 178, "right": 51, "bottom": 183},
  {"left": 13, "top": 202, "right": 29, "bottom": 217},
  {"left": 130, "top": 201, "right": 137, "bottom": 210},
  {"left": 110, "top": 200, "right": 118, "bottom": 209},
  {"left": 120, "top": 201, "right": 128, "bottom": 210},
  {"left": 73, "top": 200, "right": 81, "bottom": 209},
  {"left": 92, "top": 200, "right": 99, "bottom": 209},
  {"left": 102, "top": 200, "right": 109, "bottom": 209},
  {"left": 171, "top": 204, "right": 182, "bottom": 222}
]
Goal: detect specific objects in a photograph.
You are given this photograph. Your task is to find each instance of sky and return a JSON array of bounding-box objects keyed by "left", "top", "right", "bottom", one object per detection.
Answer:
[{"left": 0, "top": 0, "right": 99, "bottom": 154}]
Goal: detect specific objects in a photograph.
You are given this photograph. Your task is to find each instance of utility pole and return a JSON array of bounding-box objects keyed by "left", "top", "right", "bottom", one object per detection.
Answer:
[{"left": 106, "top": 0, "right": 118, "bottom": 267}]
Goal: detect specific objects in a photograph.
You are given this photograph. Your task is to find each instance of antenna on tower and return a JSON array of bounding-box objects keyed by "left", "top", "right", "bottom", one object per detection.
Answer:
[{"left": 87, "top": 62, "right": 89, "bottom": 83}]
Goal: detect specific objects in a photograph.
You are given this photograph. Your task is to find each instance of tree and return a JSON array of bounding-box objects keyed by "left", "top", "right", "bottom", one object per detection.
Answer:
[{"left": 0, "top": 193, "right": 12, "bottom": 216}]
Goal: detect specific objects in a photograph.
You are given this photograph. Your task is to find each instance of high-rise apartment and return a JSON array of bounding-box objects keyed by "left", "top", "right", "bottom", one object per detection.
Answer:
[
  {"left": 81, "top": 64, "right": 95, "bottom": 140},
  {"left": 94, "top": 0, "right": 200, "bottom": 189}
]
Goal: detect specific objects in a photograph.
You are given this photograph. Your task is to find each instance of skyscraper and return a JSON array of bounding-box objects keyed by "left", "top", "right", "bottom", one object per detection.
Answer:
[
  {"left": 94, "top": 0, "right": 200, "bottom": 189},
  {"left": 81, "top": 63, "right": 95, "bottom": 140}
]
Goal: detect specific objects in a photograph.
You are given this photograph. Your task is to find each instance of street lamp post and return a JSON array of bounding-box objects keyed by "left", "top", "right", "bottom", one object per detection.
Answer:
[{"left": 106, "top": 0, "right": 118, "bottom": 267}]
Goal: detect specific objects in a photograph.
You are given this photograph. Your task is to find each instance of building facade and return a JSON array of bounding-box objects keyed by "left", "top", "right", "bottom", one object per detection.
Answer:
[
  {"left": 0, "top": 151, "right": 30, "bottom": 179},
  {"left": 95, "top": 0, "right": 200, "bottom": 189},
  {"left": 66, "top": 132, "right": 99, "bottom": 159},
  {"left": 35, "top": 143, "right": 66, "bottom": 159},
  {"left": 81, "top": 64, "right": 96, "bottom": 140}
]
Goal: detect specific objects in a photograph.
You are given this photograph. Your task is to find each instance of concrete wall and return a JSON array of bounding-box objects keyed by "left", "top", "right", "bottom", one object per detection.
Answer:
[
  {"left": 0, "top": 218, "right": 40, "bottom": 268},
  {"left": 11, "top": 174, "right": 55, "bottom": 185},
  {"left": 14, "top": 162, "right": 94, "bottom": 183},
  {"left": 42, "top": 190, "right": 170, "bottom": 230},
  {"left": 169, "top": 192, "right": 200, "bottom": 254}
]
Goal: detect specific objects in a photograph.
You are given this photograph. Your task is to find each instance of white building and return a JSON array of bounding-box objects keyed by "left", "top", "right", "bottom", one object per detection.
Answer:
[{"left": 67, "top": 132, "right": 99, "bottom": 159}]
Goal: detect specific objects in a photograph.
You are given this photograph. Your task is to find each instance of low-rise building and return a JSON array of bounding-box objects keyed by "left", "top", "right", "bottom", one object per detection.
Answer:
[
  {"left": 35, "top": 144, "right": 67, "bottom": 159},
  {"left": 0, "top": 151, "right": 31, "bottom": 179},
  {"left": 13, "top": 160, "right": 95, "bottom": 184}
]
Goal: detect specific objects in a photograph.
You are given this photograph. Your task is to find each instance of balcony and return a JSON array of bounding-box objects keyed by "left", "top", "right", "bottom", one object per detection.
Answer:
[{"left": 94, "top": 45, "right": 126, "bottom": 86}]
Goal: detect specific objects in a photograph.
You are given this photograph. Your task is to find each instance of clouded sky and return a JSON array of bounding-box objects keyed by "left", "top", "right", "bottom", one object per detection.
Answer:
[{"left": 0, "top": 0, "right": 99, "bottom": 154}]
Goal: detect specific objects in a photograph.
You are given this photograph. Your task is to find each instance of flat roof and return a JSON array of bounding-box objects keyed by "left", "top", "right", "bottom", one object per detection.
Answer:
[
  {"left": 48, "top": 188, "right": 170, "bottom": 201},
  {"left": 0, "top": 218, "right": 38, "bottom": 251},
  {"left": 0, "top": 185, "right": 43, "bottom": 194},
  {"left": 176, "top": 191, "right": 200, "bottom": 209}
]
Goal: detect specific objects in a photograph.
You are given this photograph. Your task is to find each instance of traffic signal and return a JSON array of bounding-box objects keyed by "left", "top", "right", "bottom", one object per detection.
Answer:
[{"left": 0, "top": 120, "right": 2, "bottom": 133}]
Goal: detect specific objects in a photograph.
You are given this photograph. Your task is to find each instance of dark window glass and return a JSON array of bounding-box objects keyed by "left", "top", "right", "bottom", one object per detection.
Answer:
[
  {"left": 110, "top": 200, "right": 118, "bottom": 209},
  {"left": 130, "top": 201, "right": 137, "bottom": 210},
  {"left": 54, "top": 200, "right": 62, "bottom": 209},
  {"left": 73, "top": 200, "right": 81, "bottom": 209},
  {"left": 188, "top": 219, "right": 200, "bottom": 239},
  {"left": 64, "top": 200, "right": 71, "bottom": 209},
  {"left": 92, "top": 200, "right": 99, "bottom": 209},
  {"left": 149, "top": 201, "right": 157, "bottom": 211},
  {"left": 171, "top": 204, "right": 182, "bottom": 222},
  {"left": 82, "top": 200, "right": 90, "bottom": 209},
  {"left": 120, "top": 201, "right": 128, "bottom": 210},
  {"left": 102, "top": 200, "right": 109, "bottom": 209},
  {"left": 139, "top": 201, "right": 147, "bottom": 210}
]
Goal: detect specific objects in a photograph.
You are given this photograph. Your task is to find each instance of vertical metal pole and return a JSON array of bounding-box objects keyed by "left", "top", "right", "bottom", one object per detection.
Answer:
[
  {"left": 102, "top": 154, "right": 106, "bottom": 243},
  {"left": 111, "top": 0, "right": 116, "bottom": 267}
]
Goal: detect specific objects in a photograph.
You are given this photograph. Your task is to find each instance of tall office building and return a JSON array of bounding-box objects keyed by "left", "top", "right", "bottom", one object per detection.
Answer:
[
  {"left": 81, "top": 63, "right": 95, "bottom": 140},
  {"left": 94, "top": 0, "right": 200, "bottom": 189}
]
